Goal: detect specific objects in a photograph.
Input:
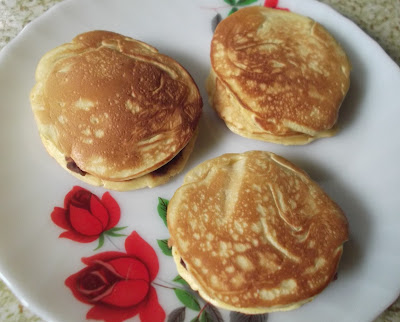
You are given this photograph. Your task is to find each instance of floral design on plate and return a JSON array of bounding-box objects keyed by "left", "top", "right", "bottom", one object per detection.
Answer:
[
  {"left": 51, "top": 186, "right": 165, "bottom": 322},
  {"left": 211, "top": 0, "right": 289, "bottom": 32},
  {"left": 65, "top": 231, "right": 165, "bottom": 322},
  {"left": 51, "top": 186, "right": 127, "bottom": 249},
  {"left": 263, "top": 0, "right": 289, "bottom": 11},
  {"left": 223, "top": 0, "right": 259, "bottom": 16}
]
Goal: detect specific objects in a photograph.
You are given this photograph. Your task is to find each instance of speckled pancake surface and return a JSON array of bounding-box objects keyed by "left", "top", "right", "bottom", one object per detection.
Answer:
[
  {"left": 30, "top": 30, "right": 202, "bottom": 182},
  {"left": 167, "top": 151, "right": 349, "bottom": 313},
  {"left": 208, "top": 7, "right": 351, "bottom": 144}
]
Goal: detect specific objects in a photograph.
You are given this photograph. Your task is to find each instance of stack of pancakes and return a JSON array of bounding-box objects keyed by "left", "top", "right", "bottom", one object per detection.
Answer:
[
  {"left": 30, "top": 31, "right": 202, "bottom": 190},
  {"left": 167, "top": 151, "right": 349, "bottom": 313},
  {"left": 207, "top": 7, "right": 351, "bottom": 145}
]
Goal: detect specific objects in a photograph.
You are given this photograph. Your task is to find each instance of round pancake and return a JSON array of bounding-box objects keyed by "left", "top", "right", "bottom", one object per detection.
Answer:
[
  {"left": 30, "top": 30, "right": 202, "bottom": 183},
  {"left": 208, "top": 7, "right": 351, "bottom": 145},
  {"left": 167, "top": 151, "right": 349, "bottom": 313}
]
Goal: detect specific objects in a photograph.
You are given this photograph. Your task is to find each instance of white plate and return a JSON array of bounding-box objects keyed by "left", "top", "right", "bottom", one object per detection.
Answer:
[{"left": 1, "top": 0, "right": 400, "bottom": 321}]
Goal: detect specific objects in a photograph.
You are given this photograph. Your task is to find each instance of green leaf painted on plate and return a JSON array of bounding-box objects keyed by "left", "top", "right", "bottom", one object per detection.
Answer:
[
  {"left": 94, "top": 233, "right": 104, "bottom": 251},
  {"left": 224, "top": 0, "right": 236, "bottom": 5},
  {"left": 200, "top": 310, "right": 213, "bottom": 322},
  {"left": 104, "top": 231, "right": 126, "bottom": 237},
  {"left": 205, "top": 304, "right": 224, "bottom": 322},
  {"left": 228, "top": 7, "right": 239, "bottom": 15},
  {"left": 173, "top": 275, "right": 189, "bottom": 286},
  {"left": 157, "top": 197, "right": 169, "bottom": 227},
  {"left": 108, "top": 226, "right": 128, "bottom": 232},
  {"left": 157, "top": 239, "right": 172, "bottom": 256},
  {"left": 237, "top": 0, "right": 258, "bottom": 6},
  {"left": 168, "top": 306, "right": 186, "bottom": 322},
  {"left": 230, "top": 311, "right": 269, "bottom": 322},
  {"left": 174, "top": 288, "right": 201, "bottom": 311},
  {"left": 104, "top": 226, "right": 128, "bottom": 237}
]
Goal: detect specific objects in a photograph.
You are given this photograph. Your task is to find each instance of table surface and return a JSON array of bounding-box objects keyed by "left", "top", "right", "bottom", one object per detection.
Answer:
[{"left": 0, "top": 0, "right": 399, "bottom": 321}]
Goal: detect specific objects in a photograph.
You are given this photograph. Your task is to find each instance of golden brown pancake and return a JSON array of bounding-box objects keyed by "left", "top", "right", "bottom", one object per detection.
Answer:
[
  {"left": 40, "top": 127, "right": 198, "bottom": 191},
  {"left": 167, "top": 151, "right": 349, "bottom": 313},
  {"left": 30, "top": 30, "right": 202, "bottom": 190},
  {"left": 208, "top": 7, "right": 351, "bottom": 145}
]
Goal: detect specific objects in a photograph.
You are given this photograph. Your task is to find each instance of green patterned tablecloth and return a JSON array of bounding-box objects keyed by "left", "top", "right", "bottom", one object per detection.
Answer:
[{"left": 0, "top": 0, "right": 399, "bottom": 321}]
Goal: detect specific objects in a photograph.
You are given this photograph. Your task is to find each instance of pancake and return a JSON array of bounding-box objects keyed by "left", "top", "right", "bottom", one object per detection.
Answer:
[
  {"left": 208, "top": 7, "right": 351, "bottom": 145},
  {"left": 40, "top": 126, "right": 198, "bottom": 191},
  {"left": 167, "top": 151, "right": 349, "bottom": 313},
  {"left": 30, "top": 30, "right": 202, "bottom": 190}
]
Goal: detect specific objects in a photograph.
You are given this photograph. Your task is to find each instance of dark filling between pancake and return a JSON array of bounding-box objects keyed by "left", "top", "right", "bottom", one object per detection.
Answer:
[
  {"left": 65, "top": 157, "right": 86, "bottom": 176},
  {"left": 151, "top": 150, "right": 183, "bottom": 177},
  {"left": 180, "top": 257, "right": 187, "bottom": 269},
  {"left": 65, "top": 150, "right": 183, "bottom": 179}
]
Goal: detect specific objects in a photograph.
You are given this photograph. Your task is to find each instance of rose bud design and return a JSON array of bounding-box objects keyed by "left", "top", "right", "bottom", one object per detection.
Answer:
[
  {"left": 51, "top": 186, "right": 121, "bottom": 243},
  {"left": 65, "top": 231, "right": 165, "bottom": 322}
]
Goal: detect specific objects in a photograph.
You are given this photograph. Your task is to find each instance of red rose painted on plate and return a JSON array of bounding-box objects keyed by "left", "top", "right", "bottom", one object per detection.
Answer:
[
  {"left": 51, "top": 186, "right": 125, "bottom": 247},
  {"left": 264, "top": 0, "right": 289, "bottom": 10},
  {"left": 65, "top": 231, "right": 165, "bottom": 322}
]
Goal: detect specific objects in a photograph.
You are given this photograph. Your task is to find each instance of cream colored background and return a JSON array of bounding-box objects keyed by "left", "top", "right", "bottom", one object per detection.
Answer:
[{"left": 0, "top": 0, "right": 399, "bottom": 321}]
